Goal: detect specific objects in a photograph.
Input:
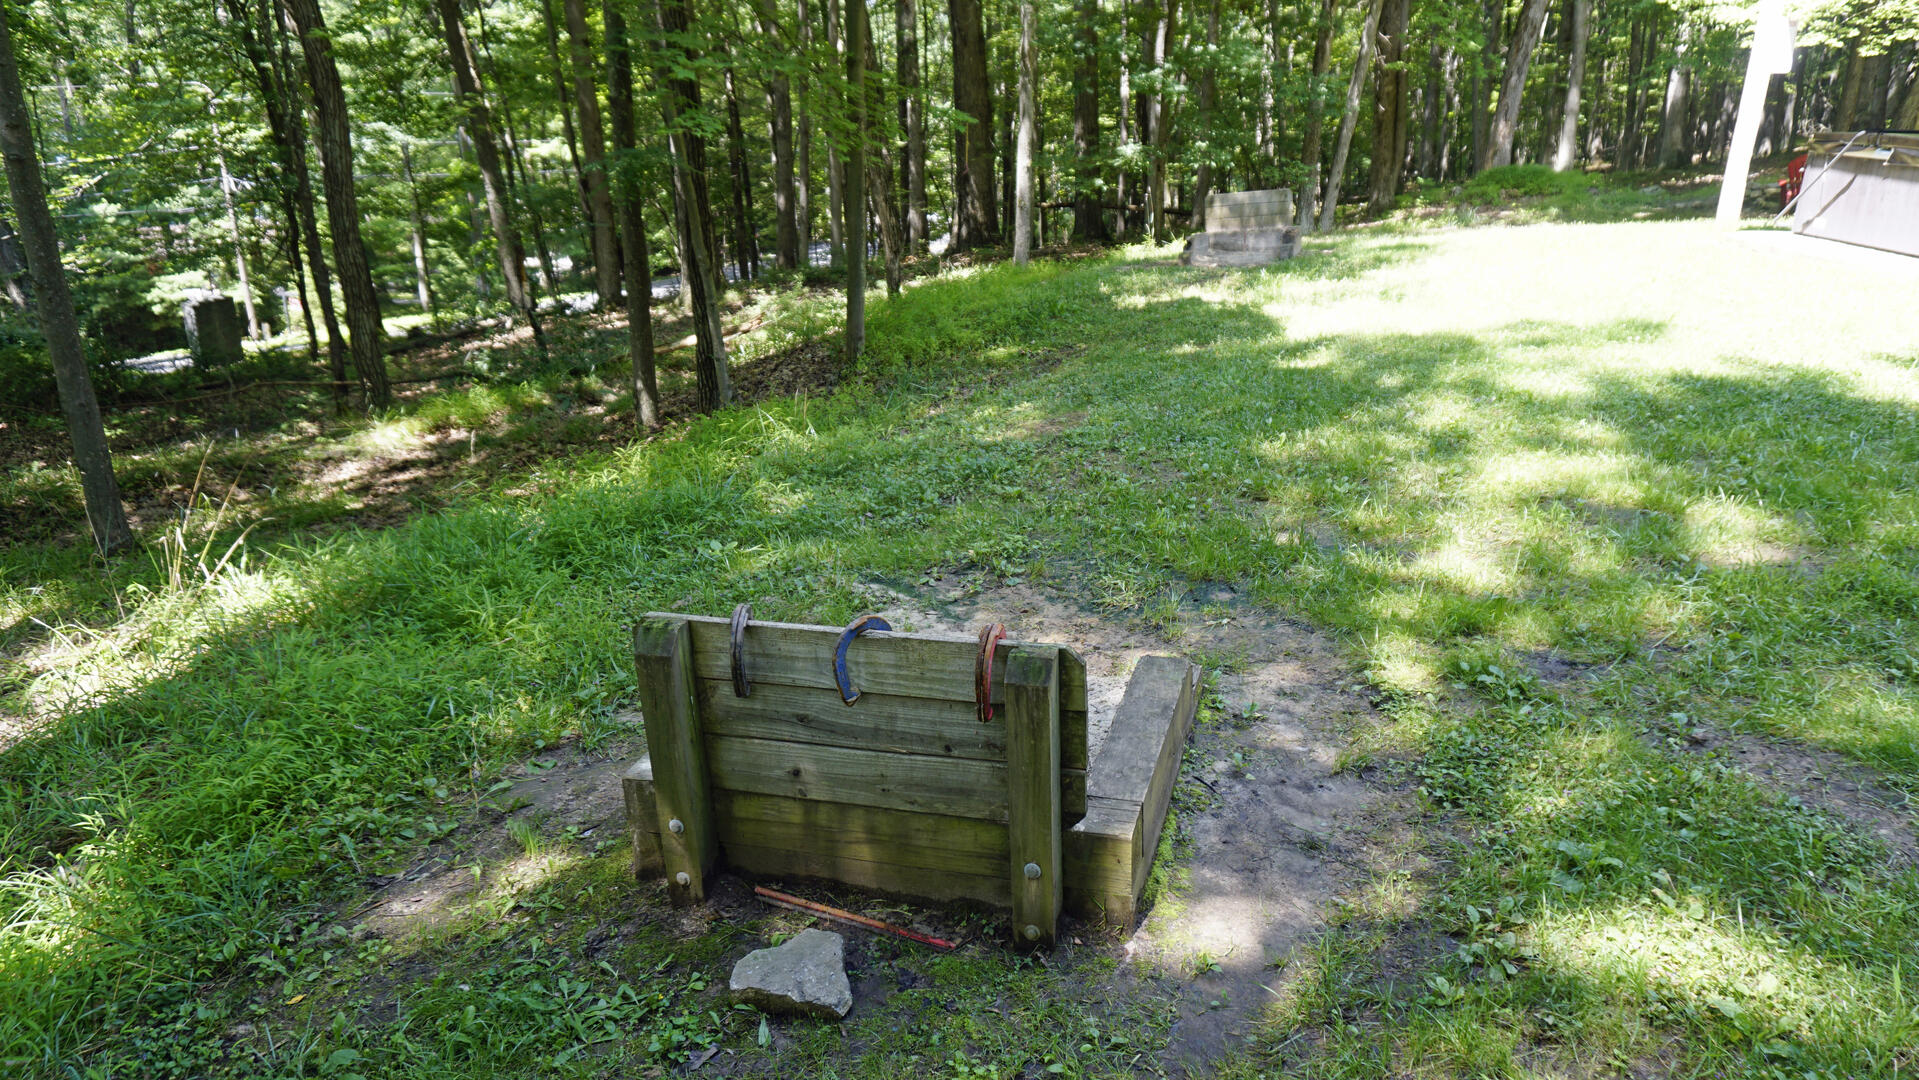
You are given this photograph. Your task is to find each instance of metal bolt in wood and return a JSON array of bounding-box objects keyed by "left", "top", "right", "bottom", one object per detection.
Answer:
[
  {"left": 1024, "top": 862, "right": 1042, "bottom": 879},
  {"left": 668, "top": 818, "right": 684, "bottom": 834}
]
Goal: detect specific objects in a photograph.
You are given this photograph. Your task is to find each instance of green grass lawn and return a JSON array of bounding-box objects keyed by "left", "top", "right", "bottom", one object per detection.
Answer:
[{"left": 4, "top": 218, "right": 1919, "bottom": 1078}]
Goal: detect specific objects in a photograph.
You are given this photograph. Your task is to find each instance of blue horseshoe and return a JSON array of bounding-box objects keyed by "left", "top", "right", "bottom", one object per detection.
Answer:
[{"left": 834, "top": 615, "right": 892, "bottom": 705}]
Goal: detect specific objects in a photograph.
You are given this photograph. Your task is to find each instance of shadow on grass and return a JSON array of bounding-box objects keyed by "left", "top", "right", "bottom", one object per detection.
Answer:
[{"left": 5, "top": 242, "right": 1919, "bottom": 1075}]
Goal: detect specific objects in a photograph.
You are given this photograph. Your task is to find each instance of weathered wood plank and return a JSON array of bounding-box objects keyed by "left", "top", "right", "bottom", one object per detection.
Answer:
[
  {"left": 1064, "top": 795, "right": 1143, "bottom": 926},
  {"left": 698, "top": 677, "right": 1007, "bottom": 760},
  {"left": 1130, "top": 659, "right": 1200, "bottom": 901},
  {"left": 622, "top": 756, "right": 663, "bottom": 877},
  {"left": 1005, "top": 646, "right": 1061, "bottom": 948},
  {"left": 707, "top": 735, "right": 1005, "bottom": 820},
  {"left": 717, "top": 790, "right": 1008, "bottom": 878},
  {"left": 634, "top": 618, "right": 716, "bottom": 905},
  {"left": 664, "top": 613, "right": 1088, "bottom": 763},
  {"left": 695, "top": 675, "right": 1085, "bottom": 821},
  {"left": 704, "top": 735, "right": 1084, "bottom": 824},
  {"left": 725, "top": 841, "right": 1012, "bottom": 906}
]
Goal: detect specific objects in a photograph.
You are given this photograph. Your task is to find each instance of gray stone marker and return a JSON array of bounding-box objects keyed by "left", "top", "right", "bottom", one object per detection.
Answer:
[
  {"left": 729, "top": 928, "right": 853, "bottom": 1020},
  {"left": 182, "top": 293, "right": 244, "bottom": 368},
  {"left": 1180, "top": 188, "right": 1302, "bottom": 267}
]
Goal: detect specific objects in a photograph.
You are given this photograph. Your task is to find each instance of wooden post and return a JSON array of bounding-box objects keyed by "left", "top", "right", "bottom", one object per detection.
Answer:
[
  {"left": 1004, "top": 646, "right": 1061, "bottom": 948},
  {"left": 634, "top": 618, "right": 716, "bottom": 904}
]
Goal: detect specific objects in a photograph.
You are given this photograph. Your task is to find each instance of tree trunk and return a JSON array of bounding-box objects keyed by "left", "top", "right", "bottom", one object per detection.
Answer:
[
  {"left": 844, "top": 0, "right": 867, "bottom": 360},
  {"left": 896, "top": 0, "right": 927, "bottom": 251},
  {"left": 563, "top": 0, "right": 621, "bottom": 306},
  {"left": 797, "top": 0, "right": 813, "bottom": 257},
  {"left": 755, "top": 0, "right": 800, "bottom": 268},
  {"left": 1481, "top": 0, "right": 1550, "bottom": 170},
  {"left": 950, "top": 0, "right": 998, "bottom": 246},
  {"left": 401, "top": 143, "right": 435, "bottom": 321},
  {"left": 1148, "top": 0, "right": 1181, "bottom": 242},
  {"left": 1318, "top": 0, "right": 1383, "bottom": 231},
  {"left": 1470, "top": 0, "right": 1500, "bottom": 170},
  {"left": 1657, "top": 27, "right": 1692, "bottom": 171},
  {"left": 1014, "top": 0, "right": 1038, "bottom": 262},
  {"left": 1552, "top": 0, "right": 1590, "bottom": 170},
  {"left": 653, "top": 0, "right": 732, "bottom": 411},
  {"left": 605, "top": 4, "right": 658, "bottom": 429},
  {"left": 1418, "top": 43, "right": 1442, "bottom": 177},
  {"left": 858, "top": 1, "right": 904, "bottom": 293},
  {"left": 436, "top": 0, "right": 548, "bottom": 359},
  {"left": 1191, "top": 0, "right": 1219, "bottom": 230},
  {"left": 723, "top": 62, "right": 757, "bottom": 282},
  {"left": 825, "top": 0, "right": 846, "bottom": 265},
  {"left": 1116, "top": 1, "right": 1132, "bottom": 236},
  {"left": 0, "top": 1, "right": 130, "bottom": 553},
  {"left": 543, "top": 0, "right": 594, "bottom": 279},
  {"left": 1071, "top": 0, "right": 1110, "bottom": 240},
  {"left": 227, "top": 0, "right": 348, "bottom": 403},
  {"left": 0, "top": 213, "right": 27, "bottom": 310},
  {"left": 1366, "top": 0, "right": 1410, "bottom": 216},
  {"left": 214, "top": 139, "right": 262, "bottom": 339},
  {"left": 1296, "top": 0, "right": 1336, "bottom": 231},
  {"left": 283, "top": 0, "right": 388, "bottom": 408}
]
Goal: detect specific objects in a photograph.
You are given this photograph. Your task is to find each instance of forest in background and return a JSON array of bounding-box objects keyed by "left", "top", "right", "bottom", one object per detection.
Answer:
[{"left": 0, "top": 0, "right": 1914, "bottom": 555}]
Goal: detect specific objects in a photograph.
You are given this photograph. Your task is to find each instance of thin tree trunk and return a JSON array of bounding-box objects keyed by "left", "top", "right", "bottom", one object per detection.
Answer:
[
  {"left": 0, "top": 1, "right": 130, "bottom": 553},
  {"left": 1191, "top": 0, "right": 1219, "bottom": 230},
  {"left": 1481, "top": 0, "right": 1550, "bottom": 170},
  {"left": 857, "top": 1, "right": 904, "bottom": 293},
  {"left": 950, "top": 0, "right": 997, "bottom": 246},
  {"left": 653, "top": 0, "right": 732, "bottom": 411},
  {"left": 436, "top": 0, "right": 548, "bottom": 359},
  {"left": 1116, "top": 0, "right": 1132, "bottom": 236},
  {"left": 1552, "top": 0, "right": 1590, "bottom": 170},
  {"left": 213, "top": 136, "right": 262, "bottom": 339},
  {"left": 1014, "top": 0, "right": 1038, "bottom": 262},
  {"left": 605, "top": 4, "right": 658, "bottom": 429},
  {"left": 1297, "top": 0, "right": 1336, "bottom": 230},
  {"left": 844, "top": 0, "right": 867, "bottom": 360},
  {"left": 722, "top": 63, "right": 758, "bottom": 282},
  {"left": 754, "top": 0, "right": 800, "bottom": 268},
  {"left": 283, "top": 0, "right": 388, "bottom": 408},
  {"left": 1148, "top": 0, "right": 1181, "bottom": 242},
  {"left": 896, "top": 0, "right": 926, "bottom": 251},
  {"left": 401, "top": 143, "right": 435, "bottom": 321},
  {"left": 563, "top": 0, "right": 621, "bottom": 305},
  {"left": 797, "top": 0, "right": 813, "bottom": 258},
  {"left": 227, "top": 0, "right": 347, "bottom": 400},
  {"left": 1071, "top": 0, "right": 1110, "bottom": 240},
  {"left": 1471, "top": 0, "right": 1501, "bottom": 169},
  {"left": 825, "top": 0, "right": 846, "bottom": 265},
  {"left": 1318, "top": 0, "right": 1382, "bottom": 231}
]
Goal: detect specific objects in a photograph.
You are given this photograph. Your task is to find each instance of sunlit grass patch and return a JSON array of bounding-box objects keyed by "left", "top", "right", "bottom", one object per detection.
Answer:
[{"left": 1537, "top": 902, "right": 1919, "bottom": 1054}]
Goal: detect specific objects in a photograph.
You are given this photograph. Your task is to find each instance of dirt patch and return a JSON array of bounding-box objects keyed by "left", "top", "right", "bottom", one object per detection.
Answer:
[
  {"left": 844, "top": 580, "right": 1417, "bottom": 1073},
  {"left": 1682, "top": 725, "right": 1919, "bottom": 867},
  {"left": 357, "top": 734, "right": 643, "bottom": 940}
]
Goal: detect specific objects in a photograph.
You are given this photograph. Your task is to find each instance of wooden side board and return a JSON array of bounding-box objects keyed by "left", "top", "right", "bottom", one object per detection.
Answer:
[
  {"left": 1063, "top": 656, "right": 1201, "bottom": 928},
  {"left": 624, "top": 653, "right": 1202, "bottom": 930}
]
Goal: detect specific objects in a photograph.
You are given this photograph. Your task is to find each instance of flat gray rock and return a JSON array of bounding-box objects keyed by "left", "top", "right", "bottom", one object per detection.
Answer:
[{"left": 729, "top": 929, "right": 852, "bottom": 1020}]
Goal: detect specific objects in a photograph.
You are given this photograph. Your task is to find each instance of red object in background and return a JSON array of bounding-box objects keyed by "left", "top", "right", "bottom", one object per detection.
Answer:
[{"left": 1780, "top": 154, "right": 1808, "bottom": 209}]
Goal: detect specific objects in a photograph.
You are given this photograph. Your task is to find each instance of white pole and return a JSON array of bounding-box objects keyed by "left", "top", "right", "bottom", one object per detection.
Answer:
[{"left": 1716, "top": 0, "right": 1793, "bottom": 227}]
